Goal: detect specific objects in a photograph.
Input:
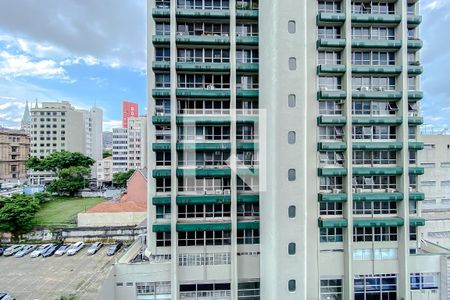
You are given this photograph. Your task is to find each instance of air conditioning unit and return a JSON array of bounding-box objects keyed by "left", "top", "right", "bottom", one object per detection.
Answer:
[
  {"left": 332, "top": 188, "right": 341, "bottom": 194},
  {"left": 356, "top": 188, "right": 363, "bottom": 193},
  {"left": 409, "top": 187, "right": 414, "bottom": 192},
  {"left": 224, "top": 189, "right": 231, "bottom": 195},
  {"left": 386, "top": 188, "right": 396, "bottom": 193},
  {"left": 216, "top": 189, "right": 223, "bottom": 195},
  {"left": 362, "top": 86, "right": 370, "bottom": 91}
]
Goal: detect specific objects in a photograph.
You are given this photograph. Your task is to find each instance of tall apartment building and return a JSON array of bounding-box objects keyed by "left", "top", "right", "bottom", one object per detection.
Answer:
[
  {"left": 81, "top": 107, "right": 103, "bottom": 162},
  {"left": 127, "top": 116, "right": 148, "bottom": 170},
  {"left": 0, "top": 128, "right": 30, "bottom": 184},
  {"left": 112, "top": 127, "right": 129, "bottom": 173},
  {"left": 142, "top": 1, "right": 447, "bottom": 300}
]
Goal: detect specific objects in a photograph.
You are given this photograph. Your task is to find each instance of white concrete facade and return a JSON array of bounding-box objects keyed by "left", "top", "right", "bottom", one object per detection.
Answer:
[
  {"left": 82, "top": 107, "right": 103, "bottom": 162},
  {"left": 97, "top": 156, "right": 113, "bottom": 184},
  {"left": 127, "top": 116, "right": 148, "bottom": 170},
  {"left": 112, "top": 127, "right": 129, "bottom": 173}
]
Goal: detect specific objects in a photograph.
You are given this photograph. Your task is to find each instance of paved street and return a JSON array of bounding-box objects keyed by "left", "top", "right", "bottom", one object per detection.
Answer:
[{"left": 0, "top": 247, "right": 116, "bottom": 300}]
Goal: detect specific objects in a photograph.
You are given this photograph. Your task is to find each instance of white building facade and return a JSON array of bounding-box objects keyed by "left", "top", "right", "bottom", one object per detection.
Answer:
[
  {"left": 127, "top": 116, "right": 148, "bottom": 170},
  {"left": 112, "top": 127, "right": 129, "bottom": 173}
]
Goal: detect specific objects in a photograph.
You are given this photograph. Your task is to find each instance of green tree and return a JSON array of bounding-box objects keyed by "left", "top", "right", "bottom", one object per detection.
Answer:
[
  {"left": 102, "top": 149, "right": 112, "bottom": 158},
  {"left": 0, "top": 194, "right": 40, "bottom": 241},
  {"left": 112, "top": 170, "right": 135, "bottom": 188},
  {"left": 47, "top": 166, "right": 91, "bottom": 196},
  {"left": 33, "top": 191, "right": 53, "bottom": 204},
  {"left": 26, "top": 151, "right": 95, "bottom": 173}
]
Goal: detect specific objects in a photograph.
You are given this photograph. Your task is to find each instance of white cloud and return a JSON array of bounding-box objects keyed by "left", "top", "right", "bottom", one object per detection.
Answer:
[
  {"left": 423, "top": 0, "right": 447, "bottom": 11},
  {"left": 103, "top": 119, "right": 122, "bottom": 132},
  {"left": 0, "top": 51, "right": 67, "bottom": 79}
]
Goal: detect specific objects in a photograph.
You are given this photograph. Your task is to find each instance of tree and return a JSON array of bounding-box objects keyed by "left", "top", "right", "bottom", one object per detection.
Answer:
[
  {"left": 26, "top": 151, "right": 95, "bottom": 173},
  {"left": 47, "top": 166, "right": 91, "bottom": 196},
  {"left": 0, "top": 194, "right": 40, "bottom": 241},
  {"left": 112, "top": 170, "right": 135, "bottom": 188},
  {"left": 32, "top": 191, "right": 53, "bottom": 204},
  {"left": 102, "top": 149, "right": 112, "bottom": 159}
]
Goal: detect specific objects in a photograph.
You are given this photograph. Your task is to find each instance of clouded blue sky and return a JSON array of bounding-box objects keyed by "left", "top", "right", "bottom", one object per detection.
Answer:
[{"left": 0, "top": 0, "right": 449, "bottom": 132}]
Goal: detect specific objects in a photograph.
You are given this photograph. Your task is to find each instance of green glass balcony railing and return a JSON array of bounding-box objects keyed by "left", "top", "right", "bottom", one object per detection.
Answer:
[
  {"left": 317, "top": 142, "right": 347, "bottom": 151},
  {"left": 318, "top": 193, "right": 348, "bottom": 202},
  {"left": 316, "top": 12, "right": 346, "bottom": 24},
  {"left": 318, "top": 218, "right": 348, "bottom": 228},
  {"left": 152, "top": 35, "right": 170, "bottom": 45},
  {"left": 351, "top": 14, "right": 401, "bottom": 24},
  {"left": 410, "top": 192, "right": 425, "bottom": 201},
  {"left": 408, "top": 116, "right": 424, "bottom": 125},
  {"left": 317, "top": 90, "right": 347, "bottom": 100},
  {"left": 353, "top": 218, "right": 404, "bottom": 227},
  {"left": 176, "top": 35, "right": 230, "bottom": 45},
  {"left": 236, "top": 36, "right": 259, "bottom": 45},
  {"left": 352, "top": 65, "right": 402, "bottom": 74},
  {"left": 237, "top": 63, "right": 259, "bottom": 72},
  {"left": 152, "top": 8, "right": 170, "bottom": 18},
  {"left": 176, "top": 88, "right": 231, "bottom": 98},
  {"left": 353, "top": 192, "right": 404, "bottom": 202},
  {"left": 409, "top": 167, "right": 425, "bottom": 175},
  {"left": 353, "top": 167, "right": 403, "bottom": 176},
  {"left": 352, "top": 116, "right": 402, "bottom": 125},
  {"left": 152, "top": 61, "right": 170, "bottom": 71},
  {"left": 408, "top": 65, "right": 423, "bottom": 75},
  {"left": 152, "top": 143, "right": 171, "bottom": 151},
  {"left": 176, "top": 62, "right": 230, "bottom": 72},
  {"left": 352, "top": 142, "right": 403, "bottom": 150},
  {"left": 317, "top": 38, "right": 346, "bottom": 50},
  {"left": 151, "top": 115, "right": 255, "bottom": 125},
  {"left": 318, "top": 168, "right": 347, "bottom": 177},
  {"left": 236, "top": 9, "right": 259, "bottom": 19},
  {"left": 237, "top": 89, "right": 259, "bottom": 98},
  {"left": 152, "top": 89, "right": 170, "bottom": 98},
  {"left": 410, "top": 218, "right": 425, "bottom": 227},
  {"left": 352, "top": 40, "right": 402, "bottom": 49},
  {"left": 317, "top": 115, "right": 347, "bottom": 125},
  {"left": 408, "top": 91, "right": 424, "bottom": 100},
  {"left": 409, "top": 142, "right": 424, "bottom": 150},
  {"left": 176, "top": 8, "right": 230, "bottom": 19},
  {"left": 317, "top": 64, "right": 346, "bottom": 75},
  {"left": 352, "top": 90, "right": 402, "bottom": 100},
  {"left": 407, "top": 15, "right": 422, "bottom": 25},
  {"left": 408, "top": 39, "right": 423, "bottom": 50}
]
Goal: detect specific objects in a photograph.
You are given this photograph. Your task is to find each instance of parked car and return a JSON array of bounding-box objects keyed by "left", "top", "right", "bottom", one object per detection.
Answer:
[
  {"left": 54, "top": 244, "right": 70, "bottom": 256},
  {"left": 0, "top": 293, "right": 15, "bottom": 300},
  {"left": 67, "top": 242, "right": 85, "bottom": 256},
  {"left": 14, "top": 245, "right": 36, "bottom": 258},
  {"left": 42, "top": 244, "right": 60, "bottom": 257},
  {"left": 30, "top": 244, "right": 52, "bottom": 258},
  {"left": 87, "top": 242, "right": 103, "bottom": 255},
  {"left": 0, "top": 248, "right": 4, "bottom": 256},
  {"left": 3, "top": 245, "right": 24, "bottom": 257},
  {"left": 106, "top": 241, "right": 123, "bottom": 256}
]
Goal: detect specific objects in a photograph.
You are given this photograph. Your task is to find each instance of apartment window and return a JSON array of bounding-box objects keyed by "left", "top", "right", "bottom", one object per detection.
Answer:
[
  {"left": 288, "top": 94, "right": 296, "bottom": 108},
  {"left": 352, "top": 2, "right": 394, "bottom": 14},
  {"left": 288, "top": 20, "right": 296, "bottom": 33},
  {"left": 318, "top": 1, "right": 341, "bottom": 13},
  {"left": 155, "top": 22, "right": 170, "bottom": 35},
  {"left": 320, "top": 202, "right": 343, "bottom": 216},
  {"left": 352, "top": 100, "right": 397, "bottom": 115},
  {"left": 318, "top": 51, "right": 342, "bottom": 65},
  {"left": 410, "top": 226, "right": 417, "bottom": 241},
  {"left": 236, "top": 23, "right": 258, "bottom": 37},
  {"left": 319, "top": 76, "right": 342, "bottom": 90},
  {"left": 409, "top": 151, "right": 417, "bottom": 164},
  {"left": 352, "top": 51, "right": 395, "bottom": 66},
  {"left": 238, "top": 281, "right": 260, "bottom": 300},
  {"left": 178, "top": 48, "right": 230, "bottom": 63},
  {"left": 320, "top": 151, "right": 344, "bottom": 166},
  {"left": 352, "top": 125, "right": 396, "bottom": 140},
  {"left": 155, "top": 48, "right": 170, "bottom": 61},
  {"left": 408, "top": 76, "right": 417, "bottom": 91},
  {"left": 156, "top": 152, "right": 171, "bottom": 166},
  {"left": 178, "top": 204, "right": 231, "bottom": 219},
  {"left": 237, "top": 203, "right": 259, "bottom": 217},
  {"left": 353, "top": 248, "right": 397, "bottom": 261},
  {"left": 409, "top": 201, "right": 417, "bottom": 215},
  {"left": 288, "top": 169, "right": 296, "bottom": 181},
  {"left": 319, "top": 126, "right": 344, "bottom": 140},
  {"left": 352, "top": 150, "right": 396, "bottom": 166},
  {"left": 136, "top": 281, "right": 171, "bottom": 297},
  {"left": 155, "top": 73, "right": 170, "bottom": 88},
  {"left": 179, "top": 253, "right": 231, "bottom": 266},
  {"left": 320, "top": 228, "right": 343, "bottom": 243},
  {"left": 156, "top": 178, "right": 171, "bottom": 193},
  {"left": 237, "top": 75, "right": 259, "bottom": 90},
  {"left": 156, "top": 205, "right": 171, "bottom": 219},
  {"left": 354, "top": 274, "right": 397, "bottom": 299},
  {"left": 288, "top": 243, "right": 296, "bottom": 255},
  {"left": 352, "top": 175, "right": 396, "bottom": 191},
  {"left": 410, "top": 273, "right": 439, "bottom": 291},
  {"left": 353, "top": 201, "right": 397, "bottom": 216},
  {"left": 409, "top": 126, "right": 417, "bottom": 140},
  {"left": 178, "top": 0, "right": 230, "bottom": 9},
  {"left": 177, "top": 22, "right": 230, "bottom": 36},
  {"left": 237, "top": 229, "right": 260, "bottom": 244},
  {"left": 236, "top": 49, "right": 258, "bottom": 63},
  {"left": 288, "top": 280, "right": 296, "bottom": 292},
  {"left": 320, "top": 278, "right": 343, "bottom": 300},
  {"left": 320, "top": 176, "right": 343, "bottom": 192},
  {"left": 318, "top": 26, "right": 341, "bottom": 39},
  {"left": 178, "top": 230, "right": 231, "bottom": 246},
  {"left": 288, "top": 131, "right": 296, "bottom": 144},
  {"left": 178, "top": 74, "right": 230, "bottom": 89},
  {"left": 156, "top": 232, "right": 171, "bottom": 247},
  {"left": 288, "top": 205, "right": 296, "bottom": 218},
  {"left": 179, "top": 177, "right": 230, "bottom": 193},
  {"left": 155, "top": 0, "right": 170, "bottom": 8},
  {"left": 352, "top": 26, "right": 395, "bottom": 40},
  {"left": 319, "top": 100, "right": 342, "bottom": 115},
  {"left": 353, "top": 226, "right": 398, "bottom": 242},
  {"left": 352, "top": 76, "right": 396, "bottom": 91}
]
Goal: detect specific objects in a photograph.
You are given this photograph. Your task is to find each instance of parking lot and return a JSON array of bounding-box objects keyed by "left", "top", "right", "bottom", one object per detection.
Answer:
[{"left": 0, "top": 246, "right": 116, "bottom": 300}]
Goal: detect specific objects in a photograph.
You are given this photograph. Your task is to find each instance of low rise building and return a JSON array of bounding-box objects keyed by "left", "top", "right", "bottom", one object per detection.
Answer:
[
  {"left": 0, "top": 128, "right": 30, "bottom": 184},
  {"left": 97, "top": 156, "right": 113, "bottom": 186}
]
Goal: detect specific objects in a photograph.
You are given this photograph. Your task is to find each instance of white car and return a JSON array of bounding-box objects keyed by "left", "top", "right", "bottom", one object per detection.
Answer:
[
  {"left": 67, "top": 242, "right": 85, "bottom": 256},
  {"left": 30, "top": 244, "right": 51, "bottom": 258},
  {"left": 54, "top": 244, "right": 71, "bottom": 256},
  {"left": 3, "top": 245, "right": 24, "bottom": 256}
]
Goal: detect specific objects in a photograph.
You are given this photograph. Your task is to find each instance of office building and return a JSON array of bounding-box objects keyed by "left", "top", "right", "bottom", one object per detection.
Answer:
[
  {"left": 0, "top": 128, "right": 30, "bottom": 184},
  {"left": 127, "top": 116, "right": 148, "bottom": 170},
  {"left": 119, "top": 0, "right": 449, "bottom": 300},
  {"left": 82, "top": 107, "right": 103, "bottom": 162},
  {"left": 123, "top": 100, "right": 139, "bottom": 129},
  {"left": 112, "top": 127, "right": 129, "bottom": 173}
]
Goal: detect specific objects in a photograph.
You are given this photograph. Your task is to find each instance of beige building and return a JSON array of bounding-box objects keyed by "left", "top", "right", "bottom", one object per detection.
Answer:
[
  {"left": 127, "top": 116, "right": 148, "bottom": 170},
  {"left": 0, "top": 128, "right": 30, "bottom": 184},
  {"left": 97, "top": 156, "right": 113, "bottom": 185}
]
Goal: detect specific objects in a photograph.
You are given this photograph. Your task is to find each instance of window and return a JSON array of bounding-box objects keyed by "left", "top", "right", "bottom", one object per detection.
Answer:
[
  {"left": 410, "top": 273, "right": 439, "bottom": 291},
  {"left": 353, "top": 248, "right": 397, "bottom": 261},
  {"left": 353, "top": 201, "right": 397, "bottom": 216},
  {"left": 410, "top": 226, "right": 417, "bottom": 241},
  {"left": 318, "top": 51, "right": 341, "bottom": 65},
  {"left": 178, "top": 230, "right": 231, "bottom": 246},
  {"left": 156, "top": 205, "right": 171, "bottom": 219},
  {"left": 288, "top": 169, "right": 296, "bottom": 181},
  {"left": 319, "top": 76, "right": 342, "bottom": 90},
  {"left": 318, "top": 26, "right": 341, "bottom": 39},
  {"left": 288, "top": 131, "right": 296, "bottom": 144},
  {"left": 318, "top": 1, "right": 341, "bottom": 13},
  {"left": 320, "top": 151, "right": 344, "bottom": 166},
  {"left": 320, "top": 202, "right": 343, "bottom": 216},
  {"left": 320, "top": 228, "right": 343, "bottom": 243},
  {"left": 288, "top": 94, "right": 296, "bottom": 107},
  {"left": 289, "top": 57, "right": 297, "bottom": 70},
  {"left": 288, "top": 206, "right": 296, "bottom": 218},
  {"left": 156, "top": 232, "right": 171, "bottom": 247},
  {"left": 320, "top": 100, "right": 343, "bottom": 115},
  {"left": 320, "top": 278, "right": 343, "bottom": 300},
  {"left": 238, "top": 281, "right": 260, "bottom": 300},
  {"left": 237, "top": 229, "right": 259, "bottom": 244},
  {"left": 320, "top": 176, "right": 343, "bottom": 192},
  {"left": 421, "top": 162, "right": 435, "bottom": 168},
  {"left": 353, "top": 226, "right": 398, "bottom": 242},
  {"left": 288, "top": 243, "right": 296, "bottom": 255},
  {"left": 354, "top": 274, "right": 397, "bottom": 299},
  {"left": 288, "top": 20, "right": 296, "bottom": 33},
  {"left": 288, "top": 280, "right": 296, "bottom": 292}
]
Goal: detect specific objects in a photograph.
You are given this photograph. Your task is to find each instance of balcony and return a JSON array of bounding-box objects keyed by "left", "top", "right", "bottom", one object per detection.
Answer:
[
  {"left": 408, "top": 116, "right": 424, "bottom": 125},
  {"left": 152, "top": 142, "right": 258, "bottom": 152},
  {"left": 353, "top": 167, "right": 403, "bottom": 176},
  {"left": 318, "top": 167, "right": 347, "bottom": 177},
  {"left": 176, "top": 8, "right": 230, "bottom": 19},
  {"left": 408, "top": 39, "right": 423, "bottom": 50},
  {"left": 352, "top": 142, "right": 403, "bottom": 150},
  {"left": 408, "top": 142, "right": 424, "bottom": 150},
  {"left": 179, "top": 291, "right": 231, "bottom": 300},
  {"left": 151, "top": 194, "right": 259, "bottom": 205},
  {"left": 317, "top": 115, "right": 346, "bottom": 125},
  {"left": 152, "top": 115, "right": 254, "bottom": 125},
  {"left": 176, "top": 62, "right": 230, "bottom": 72},
  {"left": 152, "top": 89, "right": 170, "bottom": 98},
  {"left": 176, "top": 35, "right": 230, "bottom": 45},
  {"left": 316, "top": 12, "right": 346, "bottom": 25},
  {"left": 409, "top": 192, "right": 425, "bottom": 201},
  {"left": 152, "top": 61, "right": 170, "bottom": 71},
  {"left": 408, "top": 65, "right": 423, "bottom": 75},
  {"left": 352, "top": 40, "right": 401, "bottom": 49},
  {"left": 408, "top": 91, "right": 423, "bottom": 100},
  {"left": 317, "top": 142, "right": 347, "bottom": 151},
  {"left": 317, "top": 90, "right": 347, "bottom": 100},
  {"left": 236, "top": 36, "right": 259, "bottom": 46},
  {"left": 176, "top": 88, "right": 231, "bottom": 98},
  {"left": 152, "top": 8, "right": 170, "bottom": 19},
  {"left": 236, "top": 9, "right": 259, "bottom": 19},
  {"left": 318, "top": 218, "right": 348, "bottom": 228},
  {"left": 317, "top": 38, "right": 346, "bottom": 50},
  {"left": 318, "top": 193, "right": 348, "bottom": 202},
  {"left": 407, "top": 15, "right": 422, "bottom": 26},
  {"left": 237, "top": 89, "right": 258, "bottom": 98},
  {"left": 353, "top": 218, "right": 404, "bottom": 228},
  {"left": 352, "top": 116, "right": 402, "bottom": 125},
  {"left": 317, "top": 64, "right": 346, "bottom": 75},
  {"left": 352, "top": 65, "right": 402, "bottom": 75},
  {"left": 409, "top": 166, "right": 425, "bottom": 175},
  {"left": 237, "top": 63, "right": 259, "bottom": 72},
  {"left": 352, "top": 90, "right": 402, "bottom": 100},
  {"left": 152, "top": 35, "right": 170, "bottom": 45},
  {"left": 353, "top": 192, "right": 404, "bottom": 202},
  {"left": 351, "top": 14, "right": 401, "bottom": 24}
]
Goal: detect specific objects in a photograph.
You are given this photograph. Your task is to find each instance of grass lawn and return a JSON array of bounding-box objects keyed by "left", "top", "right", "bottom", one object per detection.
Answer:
[{"left": 33, "top": 197, "right": 105, "bottom": 227}]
